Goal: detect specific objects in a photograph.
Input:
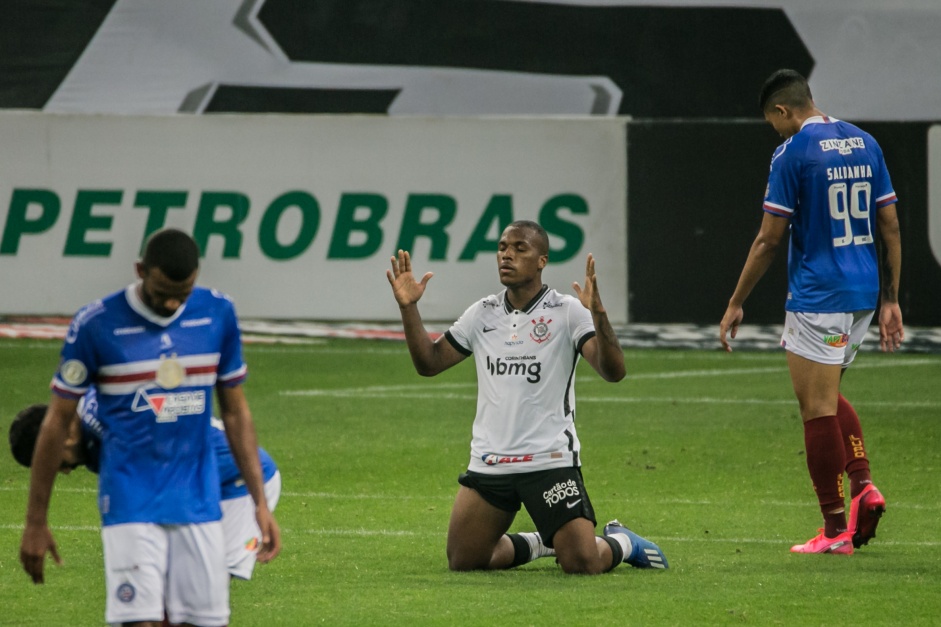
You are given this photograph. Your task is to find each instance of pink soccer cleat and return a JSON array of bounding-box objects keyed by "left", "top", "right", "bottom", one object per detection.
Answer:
[
  {"left": 848, "top": 484, "right": 886, "bottom": 549},
  {"left": 790, "top": 529, "right": 854, "bottom": 555}
]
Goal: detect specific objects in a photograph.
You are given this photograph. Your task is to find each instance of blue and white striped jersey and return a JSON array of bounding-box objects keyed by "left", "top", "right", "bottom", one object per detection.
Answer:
[{"left": 52, "top": 283, "right": 247, "bottom": 526}]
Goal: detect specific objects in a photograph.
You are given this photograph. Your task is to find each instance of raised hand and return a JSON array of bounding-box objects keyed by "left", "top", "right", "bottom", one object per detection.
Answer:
[
  {"left": 572, "top": 253, "right": 606, "bottom": 314},
  {"left": 386, "top": 249, "right": 434, "bottom": 308}
]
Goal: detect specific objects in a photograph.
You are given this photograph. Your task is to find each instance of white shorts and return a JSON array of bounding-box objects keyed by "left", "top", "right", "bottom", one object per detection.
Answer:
[
  {"left": 102, "top": 521, "right": 229, "bottom": 626},
  {"left": 780, "top": 310, "right": 874, "bottom": 367},
  {"left": 221, "top": 470, "right": 282, "bottom": 580}
]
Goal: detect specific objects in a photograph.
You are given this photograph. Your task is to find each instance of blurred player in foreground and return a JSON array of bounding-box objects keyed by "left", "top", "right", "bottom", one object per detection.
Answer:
[
  {"left": 720, "top": 69, "right": 902, "bottom": 555},
  {"left": 19, "top": 228, "right": 280, "bottom": 626},
  {"left": 387, "top": 219, "right": 668, "bottom": 575},
  {"left": 10, "top": 387, "right": 281, "bottom": 580}
]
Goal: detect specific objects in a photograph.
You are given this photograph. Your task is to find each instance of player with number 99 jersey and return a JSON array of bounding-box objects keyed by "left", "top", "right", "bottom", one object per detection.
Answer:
[{"left": 762, "top": 116, "right": 897, "bottom": 313}]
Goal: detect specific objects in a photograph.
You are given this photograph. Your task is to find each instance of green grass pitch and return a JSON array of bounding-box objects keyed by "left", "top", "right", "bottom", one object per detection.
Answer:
[{"left": 1, "top": 338, "right": 939, "bottom": 625}]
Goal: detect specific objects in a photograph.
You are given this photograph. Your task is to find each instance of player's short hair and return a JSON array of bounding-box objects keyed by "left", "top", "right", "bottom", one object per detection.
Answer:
[
  {"left": 759, "top": 69, "right": 813, "bottom": 113},
  {"left": 507, "top": 220, "right": 550, "bottom": 256},
  {"left": 141, "top": 228, "right": 200, "bottom": 281},
  {"left": 9, "top": 404, "right": 48, "bottom": 468}
]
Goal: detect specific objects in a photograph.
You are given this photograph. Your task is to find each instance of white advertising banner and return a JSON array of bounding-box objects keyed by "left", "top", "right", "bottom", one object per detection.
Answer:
[
  {"left": 929, "top": 125, "right": 941, "bottom": 269},
  {"left": 0, "top": 112, "right": 628, "bottom": 322}
]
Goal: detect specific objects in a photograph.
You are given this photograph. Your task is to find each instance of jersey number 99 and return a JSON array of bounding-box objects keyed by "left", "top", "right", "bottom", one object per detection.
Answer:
[{"left": 829, "top": 181, "right": 874, "bottom": 247}]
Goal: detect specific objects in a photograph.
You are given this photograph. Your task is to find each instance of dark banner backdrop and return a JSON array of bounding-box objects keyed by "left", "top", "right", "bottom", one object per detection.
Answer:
[{"left": 627, "top": 121, "right": 937, "bottom": 325}]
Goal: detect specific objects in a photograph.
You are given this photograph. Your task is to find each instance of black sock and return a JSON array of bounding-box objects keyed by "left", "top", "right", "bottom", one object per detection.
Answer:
[
  {"left": 507, "top": 533, "right": 532, "bottom": 568},
  {"left": 602, "top": 536, "right": 624, "bottom": 571}
]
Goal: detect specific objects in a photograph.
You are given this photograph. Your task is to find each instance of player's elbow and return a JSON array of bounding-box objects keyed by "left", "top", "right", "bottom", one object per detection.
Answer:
[
  {"left": 596, "top": 360, "right": 626, "bottom": 382},
  {"left": 411, "top": 360, "right": 442, "bottom": 377}
]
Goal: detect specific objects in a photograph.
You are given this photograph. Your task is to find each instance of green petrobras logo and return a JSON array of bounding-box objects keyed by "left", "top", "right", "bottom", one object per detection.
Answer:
[{"left": 0, "top": 188, "right": 588, "bottom": 262}]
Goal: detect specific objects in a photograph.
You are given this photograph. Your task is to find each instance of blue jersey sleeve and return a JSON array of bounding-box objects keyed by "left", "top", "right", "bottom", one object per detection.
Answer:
[
  {"left": 52, "top": 300, "right": 107, "bottom": 398},
  {"left": 763, "top": 138, "right": 801, "bottom": 219},
  {"left": 871, "top": 140, "right": 898, "bottom": 208},
  {"left": 213, "top": 291, "right": 247, "bottom": 386}
]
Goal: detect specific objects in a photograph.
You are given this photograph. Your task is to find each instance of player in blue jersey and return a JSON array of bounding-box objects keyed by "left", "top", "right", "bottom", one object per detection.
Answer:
[
  {"left": 387, "top": 220, "right": 668, "bottom": 575},
  {"left": 20, "top": 228, "right": 280, "bottom": 626},
  {"left": 719, "top": 69, "right": 903, "bottom": 555},
  {"left": 10, "top": 389, "right": 281, "bottom": 580}
]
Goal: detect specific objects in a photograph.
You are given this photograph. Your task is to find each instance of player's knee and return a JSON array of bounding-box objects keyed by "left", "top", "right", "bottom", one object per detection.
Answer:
[
  {"left": 446, "top": 547, "right": 486, "bottom": 572},
  {"left": 556, "top": 552, "right": 604, "bottom": 575},
  {"left": 447, "top": 555, "right": 485, "bottom": 571}
]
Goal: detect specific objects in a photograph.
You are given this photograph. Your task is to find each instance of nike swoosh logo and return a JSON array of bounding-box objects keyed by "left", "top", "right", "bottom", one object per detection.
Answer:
[
  {"left": 566, "top": 499, "right": 582, "bottom": 509},
  {"left": 483, "top": 326, "right": 497, "bottom": 333}
]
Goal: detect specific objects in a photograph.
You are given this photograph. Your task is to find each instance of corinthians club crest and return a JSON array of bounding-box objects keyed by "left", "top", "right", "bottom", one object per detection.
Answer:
[{"left": 530, "top": 317, "right": 553, "bottom": 344}]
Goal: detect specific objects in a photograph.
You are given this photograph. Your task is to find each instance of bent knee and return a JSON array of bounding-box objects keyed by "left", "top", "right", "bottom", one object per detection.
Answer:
[
  {"left": 557, "top": 554, "right": 605, "bottom": 575},
  {"left": 446, "top": 550, "right": 488, "bottom": 572}
]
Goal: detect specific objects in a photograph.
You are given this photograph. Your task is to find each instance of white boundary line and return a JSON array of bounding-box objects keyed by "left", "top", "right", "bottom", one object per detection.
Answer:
[
  {"left": 1, "top": 523, "right": 938, "bottom": 547},
  {"left": 3, "top": 486, "right": 938, "bottom": 511}
]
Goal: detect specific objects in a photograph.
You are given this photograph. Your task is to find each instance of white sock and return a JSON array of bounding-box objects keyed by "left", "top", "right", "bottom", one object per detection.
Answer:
[
  {"left": 519, "top": 531, "right": 556, "bottom": 559},
  {"left": 608, "top": 532, "right": 632, "bottom": 562}
]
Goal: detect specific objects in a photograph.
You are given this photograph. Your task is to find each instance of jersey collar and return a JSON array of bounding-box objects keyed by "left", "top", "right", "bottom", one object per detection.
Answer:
[
  {"left": 125, "top": 282, "right": 187, "bottom": 327},
  {"left": 801, "top": 115, "right": 838, "bottom": 130},
  {"left": 503, "top": 284, "right": 549, "bottom": 314}
]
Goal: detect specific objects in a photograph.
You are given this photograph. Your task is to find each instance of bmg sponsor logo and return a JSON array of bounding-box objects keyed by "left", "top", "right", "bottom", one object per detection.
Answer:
[
  {"left": 543, "top": 479, "right": 580, "bottom": 508},
  {"left": 485, "top": 355, "right": 542, "bottom": 383}
]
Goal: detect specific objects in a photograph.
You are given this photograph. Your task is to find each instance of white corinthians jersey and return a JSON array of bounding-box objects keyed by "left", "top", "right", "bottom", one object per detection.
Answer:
[{"left": 444, "top": 285, "right": 596, "bottom": 475}]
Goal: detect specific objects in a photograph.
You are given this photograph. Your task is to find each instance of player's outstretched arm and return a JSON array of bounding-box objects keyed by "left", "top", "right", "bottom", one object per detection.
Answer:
[
  {"left": 217, "top": 385, "right": 281, "bottom": 563},
  {"left": 386, "top": 250, "right": 465, "bottom": 376},
  {"left": 720, "top": 213, "right": 788, "bottom": 352},
  {"left": 20, "top": 396, "right": 77, "bottom": 583},
  {"left": 573, "top": 254, "right": 625, "bottom": 382}
]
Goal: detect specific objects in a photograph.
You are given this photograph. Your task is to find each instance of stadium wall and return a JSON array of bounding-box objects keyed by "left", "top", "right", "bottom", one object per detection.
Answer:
[
  {"left": 3, "top": 0, "right": 941, "bottom": 325},
  {"left": 3, "top": 112, "right": 939, "bottom": 325}
]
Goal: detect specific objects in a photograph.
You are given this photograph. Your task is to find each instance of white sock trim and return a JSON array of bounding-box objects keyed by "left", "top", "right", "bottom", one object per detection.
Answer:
[{"left": 610, "top": 532, "right": 632, "bottom": 561}]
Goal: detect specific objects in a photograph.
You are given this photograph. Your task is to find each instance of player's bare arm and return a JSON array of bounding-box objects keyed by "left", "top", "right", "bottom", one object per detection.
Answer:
[
  {"left": 20, "top": 396, "right": 78, "bottom": 583},
  {"left": 720, "top": 212, "right": 789, "bottom": 352},
  {"left": 387, "top": 249, "right": 465, "bottom": 376},
  {"left": 876, "top": 203, "right": 904, "bottom": 351},
  {"left": 216, "top": 384, "right": 281, "bottom": 563},
  {"left": 573, "top": 254, "right": 625, "bottom": 382}
]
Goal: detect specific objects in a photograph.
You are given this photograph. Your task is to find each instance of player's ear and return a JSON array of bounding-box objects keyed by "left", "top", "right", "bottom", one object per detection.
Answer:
[
  {"left": 135, "top": 261, "right": 147, "bottom": 280},
  {"left": 538, "top": 254, "right": 548, "bottom": 270}
]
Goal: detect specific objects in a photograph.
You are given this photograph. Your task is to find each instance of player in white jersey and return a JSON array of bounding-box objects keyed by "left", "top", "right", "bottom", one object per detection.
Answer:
[
  {"left": 20, "top": 228, "right": 281, "bottom": 626},
  {"left": 720, "top": 70, "right": 903, "bottom": 555},
  {"left": 387, "top": 220, "right": 668, "bottom": 574}
]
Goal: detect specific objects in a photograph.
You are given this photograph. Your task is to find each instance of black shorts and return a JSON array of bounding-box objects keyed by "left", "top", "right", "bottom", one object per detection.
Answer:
[{"left": 458, "top": 467, "right": 597, "bottom": 548}]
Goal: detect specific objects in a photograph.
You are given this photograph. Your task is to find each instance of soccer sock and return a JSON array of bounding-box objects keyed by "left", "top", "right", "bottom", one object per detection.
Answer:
[
  {"left": 520, "top": 531, "right": 555, "bottom": 559},
  {"left": 507, "top": 532, "right": 555, "bottom": 567},
  {"left": 836, "top": 394, "right": 873, "bottom": 498},
  {"left": 602, "top": 534, "right": 628, "bottom": 571},
  {"left": 802, "top": 414, "right": 847, "bottom": 537}
]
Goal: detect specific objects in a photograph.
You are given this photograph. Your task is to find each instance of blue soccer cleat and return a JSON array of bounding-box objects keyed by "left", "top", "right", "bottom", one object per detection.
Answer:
[{"left": 604, "top": 519, "right": 669, "bottom": 569}]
